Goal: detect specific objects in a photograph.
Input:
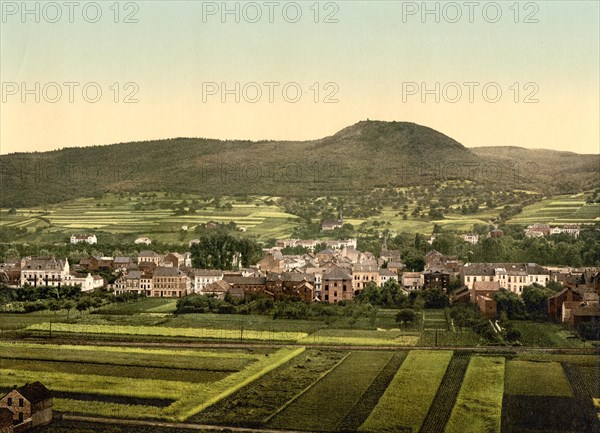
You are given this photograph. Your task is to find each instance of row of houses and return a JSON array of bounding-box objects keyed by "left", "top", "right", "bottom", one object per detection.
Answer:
[{"left": 525, "top": 223, "right": 581, "bottom": 238}]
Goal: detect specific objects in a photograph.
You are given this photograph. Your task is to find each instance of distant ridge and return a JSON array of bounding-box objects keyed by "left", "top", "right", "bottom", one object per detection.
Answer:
[{"left": 1, "top": 120, "right": 597, "bottom": 206}]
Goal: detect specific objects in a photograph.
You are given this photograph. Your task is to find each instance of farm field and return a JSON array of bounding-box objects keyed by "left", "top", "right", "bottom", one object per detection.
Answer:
[
  {"left": 0, "top": 342, "right": 303, "bottom": 422},
  {"left": 5, "top": 189, "right": 585, "bottom": 244},
  {"left": 445, "top": 356, "right": 505, "bottom": 433},
  {"left": 25, "top": 322, "right": 309, "bottom": 342},
  {"left": 359, "top": 350, "right": 453, "bottom": 433},
  {"left": 1, "top": 342, "right": 598, "bottom": 432},
  {"left": 506, "top": 194, "right": 600, "bottom": 226},
  {"left": 0, "top": 193, "right": 301, "bottom": 243},
  {"left": 511, "top": 321, "right": 592, "bottom": 348},
  {"left": 501, "top": 355, "right": 599, "bottom": 433},
  {"left": 268, "top": 351, "right": 394, "bottom": 432}
]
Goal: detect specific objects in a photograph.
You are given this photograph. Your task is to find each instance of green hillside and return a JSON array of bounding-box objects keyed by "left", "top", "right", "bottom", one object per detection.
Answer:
[{"left": 1, "top": 121, "right": 598, "bottom": 207}]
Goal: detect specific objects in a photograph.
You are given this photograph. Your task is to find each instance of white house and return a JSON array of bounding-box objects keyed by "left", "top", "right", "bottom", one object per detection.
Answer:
[
  {"left": 20, "top": 257, "right": 70, "bottom": 287},
  {"left": 70, "top": 234, "right": 97, "bottom": 245},
  {"left": 189, "top": 269, "right": 224, "bottom": 294},
  {"left": 461, "top": 263, "right": 550, "bottom": 294},
  {"left": 461, "top": 233, "right": 479, "bottom": 244},
  {"left": 134, "top": 237, "right": 152, "bottom": 245},
  {"left": 67, "top": 273, "right": 105, "bottom": 291}
]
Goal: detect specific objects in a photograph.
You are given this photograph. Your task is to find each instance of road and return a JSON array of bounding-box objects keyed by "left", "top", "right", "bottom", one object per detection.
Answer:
[{"left": 64, "top": 415, "right": 318, "bottom": 433}]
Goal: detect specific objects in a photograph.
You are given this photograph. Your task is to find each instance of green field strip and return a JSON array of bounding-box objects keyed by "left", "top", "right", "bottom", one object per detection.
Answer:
[
  {"left": 262, "top": 352, "right": 351, "bottom": 424},
  {"left": 444, "top": 356, "right": 505, "bottom": 433},
  {"left": 26, "top": 323, "right": 308, "bottom": 342},
  {"left": 505, "top": 360, "right": 573, "bottom": 397},
  {"left": 359, "top": 350, "right": 453, "bottom": 433},
  {"left": 268, "top": 351, "right": 394, "bottom": 431},
  {"left": 337, "top": 351, "right": 408, "bottom": 432},
  {"left": 419, "top": 353, "right": 471, "bottom": 433}
]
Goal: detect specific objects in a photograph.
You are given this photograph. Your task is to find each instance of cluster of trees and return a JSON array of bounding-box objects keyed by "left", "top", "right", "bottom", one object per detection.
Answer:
[
  {"left": 355, "top": 280, "right": 450, "bottom": 309},
  {"left": 175, "top": 293, "right": 379, "bottom": 326},
  {"left": 493, "top": 284, "right": 558, "bottom": 320},
  {"left": 190, "top": 233, "right": 263, "bottom": 270},
  {"left": 0, "top": 284, "right": 120, "bottom": 315}
]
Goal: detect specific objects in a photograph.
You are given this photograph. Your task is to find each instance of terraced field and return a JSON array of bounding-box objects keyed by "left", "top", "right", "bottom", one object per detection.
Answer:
[
  {"left": 507, "top": 194, "right": 599, "bottom": 225},
  {"left": 0, "top": 342, "right": 303, "bottom": 422},
  {"left": 0, "top": 193, "right": 301, "bottom": 242},
  {"left": 1, "top": 342, "right": 598, "bottom": 432}
]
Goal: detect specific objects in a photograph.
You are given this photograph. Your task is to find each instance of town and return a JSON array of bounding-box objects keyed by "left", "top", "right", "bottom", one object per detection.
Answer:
[{"left": 2, "top": 226, "right": 597, "bottom": 328}]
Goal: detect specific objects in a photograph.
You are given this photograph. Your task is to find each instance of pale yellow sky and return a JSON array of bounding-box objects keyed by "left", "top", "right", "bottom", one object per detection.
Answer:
[{"left": 1, "top": 1, "right": 599, "bottom": 155}]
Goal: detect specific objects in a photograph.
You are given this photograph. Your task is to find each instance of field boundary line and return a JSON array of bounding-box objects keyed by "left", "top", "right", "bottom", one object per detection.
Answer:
[
  {"left": 262, "top": 351, "right": 352, "bottom": 424},
  {"left": 63, "top": 414, "right": 318, "bottom": 433}
]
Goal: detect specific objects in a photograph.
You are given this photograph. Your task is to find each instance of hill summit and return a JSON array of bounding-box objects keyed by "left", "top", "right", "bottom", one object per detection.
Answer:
[{"left": 0, "top": 120, "right": 597, "bottom": 206}]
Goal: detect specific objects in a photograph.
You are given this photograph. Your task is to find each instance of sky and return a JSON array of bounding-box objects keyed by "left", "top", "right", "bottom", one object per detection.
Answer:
[{"left": 1, "top": 0, "right": 599, "bottom": 155}]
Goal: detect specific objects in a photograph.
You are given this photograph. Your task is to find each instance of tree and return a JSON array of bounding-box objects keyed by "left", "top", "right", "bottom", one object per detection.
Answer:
[
  {"left": 4, "top": 248, "right": 20, "bottom": 260},
  {"left": 395, "top": 309, "right": 417, "bottom": 326},
  {"left": 494, "top": 289, "right": 526, "bottom": 319},
  {"left": 522, "top": 284, "right": 552, "bottom": 319}
]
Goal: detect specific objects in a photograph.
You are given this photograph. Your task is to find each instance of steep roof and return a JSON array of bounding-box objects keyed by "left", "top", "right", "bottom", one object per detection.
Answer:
[
  {"left": 223, "top": 276, "right": 267, "bottom": 285},
  {"left": 190, "top": 269, "right": 223, "bottom": 277},
  {"left": 472, "top": 281, "right": 501, "bottom": 292},
  {"left": 15, "top": 382, "right": 52, "bottom": 404},
  {"left": 23, "top": 257, "right": 66, "bottom": 271},
  {"left": 323, "top": 267, "right": 352, "bottom": 280},
  {"left": 154, "top": 267, "right": 186, "bottom": 277},
  {"left": 138, "top": 250, "right": 160, "bottom": 257},
  {"left": 205, "top": 280, "right": 231, "bottom": 293}
]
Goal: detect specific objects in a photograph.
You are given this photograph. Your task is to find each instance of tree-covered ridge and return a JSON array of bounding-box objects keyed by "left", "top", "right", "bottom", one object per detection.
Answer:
[{"left": 1, "top": 121, "right": 598, "bottom": 206}]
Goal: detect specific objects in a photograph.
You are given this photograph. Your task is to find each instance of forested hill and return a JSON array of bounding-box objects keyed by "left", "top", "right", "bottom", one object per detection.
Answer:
[{"left": 1, "top": 121, "right": 597, "bottom": 206}]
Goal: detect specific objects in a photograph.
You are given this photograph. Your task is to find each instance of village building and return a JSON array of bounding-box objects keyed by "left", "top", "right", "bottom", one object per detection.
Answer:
[
  {"left": 137, "top": 250, "right": 163, "bottom": 265},
  {"left": 257, "top": 252, "right": 284, "bottom": 273},
  {"left": 78, "top": 256, "right": 113, "bottom": 271},
  {"left": 0, "top": 382, "right": 52, "bottom": 429},
  {"left": 19, "top": 257, "right": 70, "bottom": 288},
  {"left": 321, "top": 267, "right": 353, "bottom": 303},
  {"left": 378, "top": 268, "right": 398, "bottom": 286},
  {"left": 351, "top": 264, "right": 379, "bottom": 291},
  {"left": 134, "top": 237, "right": 152, "bottom": 245},
  {"left": 69, "top": 234, "right": 97, "bottom": 245},
  {"left": 548, "top": 287, "right": 584, "bottom": 322},
  {"left": 67, "top": 272, "right": 105, "bottom": 292},
  {"left": 203, "top": 280, "right": 231, "bottom": 299},
  {"left": 163, "top": 252, "right": 192, "bottom": 268},
  {"left": 152, "top": 267, "right": 190, "bottom": 297},
  {"left": 461, "top": 263, "right": 550, "bottom": 294},
  {"left": 401, "top": 272, "right": 423, "bottom": 291},
  {"left": 386, "top": 261, "right": 405, "bottom": 274},
  {"left": 0, "top": 408, "right": 13, "bottom": 433},
  {"left": 112, "top": 256, "right": 134, "bottom": 271},
  {"left": 189, "top": 269, "right": 224, "bottom": 294},
  {"left": 266, "top": 272, "right": 315, "bottom": 302},
  {"left": 461, "top": 233, "right": 479, "bottom": 244},
  {"left": 222, "top": 275, "right": 267, "bottom": 295},
  {"left": 422, "top": 269, "right": 450, "bottom": 292},
  {"left": 321, "top": 210, "right": 344, "bottom": 231}
]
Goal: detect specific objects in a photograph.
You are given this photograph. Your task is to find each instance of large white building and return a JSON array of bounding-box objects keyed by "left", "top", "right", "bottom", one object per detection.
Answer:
[
  {"left": 70, "top": 234, "right": 97, "bottom": 245},
  {"left": 188, "top": 269, "right": 224, "bottom": 294},
  {"left": 461, "top": 263, "right": 550, "bottom": 294},
  {"left": 20, "top": 257, "right": 70, "bottom": 287}
]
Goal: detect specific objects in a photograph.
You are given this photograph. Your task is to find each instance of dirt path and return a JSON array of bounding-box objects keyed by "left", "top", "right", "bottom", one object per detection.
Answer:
[
  {"left": 64, "top": 415, "right": 318, "bottom": 433},
  {"left": 10, "top": 337, "right": 600, "bottom": 355}
]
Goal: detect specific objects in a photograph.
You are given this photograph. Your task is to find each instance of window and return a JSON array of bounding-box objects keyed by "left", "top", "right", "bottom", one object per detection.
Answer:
[
  {"left": 19, "top": 413, "right": 24, "bottom": 422},
  {"left": 7, "top": 397, "right": 12, "bottom": 405},
  {"left": 19, "top": 398, "right": 23, "bottom": 407}
]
